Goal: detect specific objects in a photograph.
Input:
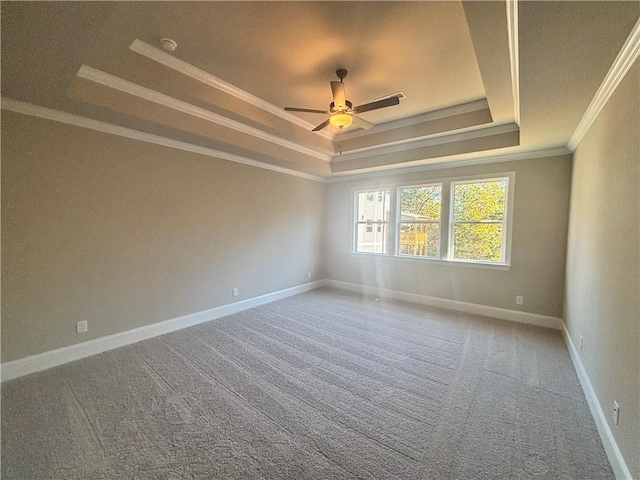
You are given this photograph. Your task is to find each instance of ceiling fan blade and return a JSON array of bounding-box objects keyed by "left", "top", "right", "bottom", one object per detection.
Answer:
[
  {"left": 330, "top": 81, "right": 347, "bottom": 110},
  {"left": 312, "top": 119, "right": 331, "bottom": 132},
  {"left": 352, "top": 96, "right": 400, "bottom": 114},
  {"left": 284, "top": 107, "right": 329, "bottom": 114},
  {"left": 351, "top": 115, "right": 375, "bottom": 130}
]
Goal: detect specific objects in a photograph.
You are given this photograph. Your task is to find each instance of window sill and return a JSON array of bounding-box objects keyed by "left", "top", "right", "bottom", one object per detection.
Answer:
[{"left": 351, "top": 252, "right": 511, "bottom": 270}]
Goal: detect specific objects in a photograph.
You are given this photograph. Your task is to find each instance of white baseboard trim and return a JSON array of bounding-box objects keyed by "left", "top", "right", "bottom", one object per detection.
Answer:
[
  {"left": 4, "top": 279, "right": 629, "bottom": 478},
  {"left": 1, "top": 280, "right": 327, "bottom": 382},
  {"left": 561, "top": 322, "right": 632, "bottom": 480},
  {"left": 326, "top": 279, "right": 562, "bottom": 330}
]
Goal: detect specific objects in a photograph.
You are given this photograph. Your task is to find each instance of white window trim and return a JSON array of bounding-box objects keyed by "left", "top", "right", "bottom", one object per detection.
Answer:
[
  {"left": 353, "top": 187, "right": 392, "bottom": 254},
  {"left": 351, "top": 172, "right": 515, "bottom": 268},
  {"left": 396, "top": 182, "right": 443, "bottom": 258},
  {"left": 449, "top": 175, "right": 514, "bottom": 265}
]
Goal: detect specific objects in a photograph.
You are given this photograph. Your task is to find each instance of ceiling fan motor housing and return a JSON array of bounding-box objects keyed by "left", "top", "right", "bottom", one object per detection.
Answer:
[
  {"left": 283, "top": 67, "right": 400, "bottom": 132},
  {"left": 330, "top": 100, "right": 353, "bottom": 113}
]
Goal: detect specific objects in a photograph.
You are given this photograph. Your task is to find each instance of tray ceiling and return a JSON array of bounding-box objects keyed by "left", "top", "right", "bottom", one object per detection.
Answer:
[{"left": 2, "top": 1, "right": 638, "bottom": 178}]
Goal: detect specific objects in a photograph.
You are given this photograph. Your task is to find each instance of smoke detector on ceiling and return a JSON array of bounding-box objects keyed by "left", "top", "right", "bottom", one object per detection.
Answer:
[{"left": 160, "top": 38, "right": 177, "bottom": 52}]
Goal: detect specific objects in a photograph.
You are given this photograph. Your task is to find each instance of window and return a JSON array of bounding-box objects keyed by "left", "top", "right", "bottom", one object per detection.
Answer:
[
  {"left": 355, "top": 189, "right": 390, "bottom": 253},
  {"left": 450, "top": 179, "right": 507, "bottom": 263},
  {"left": 398, "top": 184, "right": 441, "bottom": 258},
  {"left": 352, "top": 174, "right": 513, "bottom": 266}
]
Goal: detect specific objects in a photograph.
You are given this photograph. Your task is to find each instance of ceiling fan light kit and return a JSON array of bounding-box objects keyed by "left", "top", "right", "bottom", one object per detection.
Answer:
[
  {"left": 284, "top": 69, "right": 401, "bottom": 132},
  {"left": 330, "top": 113, "right": 353, "bottom": 129}
]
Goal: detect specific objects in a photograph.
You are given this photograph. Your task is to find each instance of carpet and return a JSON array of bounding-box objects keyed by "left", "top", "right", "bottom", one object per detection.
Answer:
[{"left": 1, "top": 287, "right": 613, "bottom": 479}]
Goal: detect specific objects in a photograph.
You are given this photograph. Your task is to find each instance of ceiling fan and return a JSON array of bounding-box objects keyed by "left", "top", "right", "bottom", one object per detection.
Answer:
[{"left": 284, "top": 69, "right": 401, "bottom": 132}]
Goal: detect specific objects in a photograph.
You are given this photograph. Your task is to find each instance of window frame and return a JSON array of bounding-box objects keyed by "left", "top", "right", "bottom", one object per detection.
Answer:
[
  {"left": 351, "top": 172, "right": 515, "bottom": 268},
  {"left": 448, "top": 176, "right": 512, "bottom": 265},
  {"left": 448, "top": 176, "right": 511, "bottom": 265},
  {"left": 396, "top": 182, "right": 443, "bottom": 259},
  {"left": 353, "top": 187, "right": 392, "bottom": 255}
]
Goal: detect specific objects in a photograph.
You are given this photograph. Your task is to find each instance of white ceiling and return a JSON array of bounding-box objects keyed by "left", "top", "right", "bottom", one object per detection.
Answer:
[{"left": 1, "top": 1, "right": 638, "bottom": 178}]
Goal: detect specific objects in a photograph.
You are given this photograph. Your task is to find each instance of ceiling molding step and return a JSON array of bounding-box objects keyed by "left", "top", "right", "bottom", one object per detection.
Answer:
[
  {"left": 506, "top": 0, "right": 520, "bottom": 126},
  {"left": 568, "top": 17, "right": 640, "bottom": 152},
  {"left": 334, "top": 99, "right": 490, "bottom": 141},
  {"left": 332, "top": 130, "right": 520, "bottom": 173},
  {"left": 325, "top": 146, "right": 571, "bottom": 183},
  {"left": 129, "top": 39, "right": 334, "bottom": 141},
  {"left": 332, "top": 123, "right": 519, "bottom": 163},
  {"left": 1, "top": 98, "right": 326, "bottom": 183},
  {"left": 76, "top": 65, "right": 332, "bottom": 162},
  {"left": 2, "top": 98, "right": 571, "bottom": 185},
  {"left": 334, "top": 108, "right": 493, "bottom": 155}
]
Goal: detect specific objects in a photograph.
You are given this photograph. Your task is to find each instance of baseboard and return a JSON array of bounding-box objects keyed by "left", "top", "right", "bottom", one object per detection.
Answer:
[
  {"left": 326, "top": 279, "right": 563, "bottom": 330},
  {"left": 561, "top": 322, "right": 632, "bottom": 480},
  {"left": 1, "top": 280, "right": 327, "bottom": 382},
  {"left": 4, "top": 279, "right": 629, "bottom": 478},
  {"left": 325, "top": 281, "right": 632, "bottom": 476}
]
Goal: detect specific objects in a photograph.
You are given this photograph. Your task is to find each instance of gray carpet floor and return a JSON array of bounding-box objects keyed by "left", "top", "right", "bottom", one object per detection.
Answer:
[{"left": 2, "top": 288, "right": 613, "bottom": 479}]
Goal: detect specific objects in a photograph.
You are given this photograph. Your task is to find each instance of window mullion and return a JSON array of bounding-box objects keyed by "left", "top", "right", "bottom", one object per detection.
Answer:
[
  {"left": 441, "top": 180, "right": 452, "bottom": 260},
  {"left": 389, "top": 187, "right": 398, "bottom": 255}
]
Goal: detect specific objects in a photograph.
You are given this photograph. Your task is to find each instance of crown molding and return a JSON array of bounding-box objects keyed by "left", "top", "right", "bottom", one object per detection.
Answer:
[
  {"left": 506, "top": 0, "right": 520, "bottom": 127},
  {"left": 129, "top": 39, "right": 334, "bottom": 141},
  {"left": 333, "top": 114, "right": 500, "bottom": 159},
  {"left": 333, "top": 99, "right": 490, "bottom": 141},
  {"left": 2, "top": 98, "right": 574, "bottom": 185},
  {"left": 77, "top": 66, "right": 332, "bottom": 162},
  {"left": 332, "top": 122, "right": 519, "bottom": 163},
  {"left": 568, "top": 17, "right": 640, "bottom": 152},
  {"left": 325, "top": 147, "right": 570, "bottom": 183},
  {"left": 1, "top": 98, "right": 326, "bottom": 183}
]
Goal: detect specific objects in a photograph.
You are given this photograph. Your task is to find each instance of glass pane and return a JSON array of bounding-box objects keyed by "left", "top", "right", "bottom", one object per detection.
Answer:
[
  {"left": 356, "top": 223, "right": 387, "bottom": 254},
  {"left": 399, "top": 223, "right": 439, "bottom": 257},
  {"left": 357, "top": 190, "right": 390, "bottom": 223},
  {"left": 400, "top": 185, "right": 441, "bottom": 221},
  {"left": 453, "top": 223, "right": 503, "bottom": 262},
  {"left": 453, "top": 180, "right": 506, "bottom": 221}
]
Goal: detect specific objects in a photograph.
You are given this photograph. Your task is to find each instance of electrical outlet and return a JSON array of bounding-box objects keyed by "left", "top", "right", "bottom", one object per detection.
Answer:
[
  {"left": 77, "top": 321, "right": 88, "bottom": 333},
  {"left": 307, "top": 272, "right": 312, "bottom": 279},
  {"left": 516, "top": 296, "right": 524, "bottom": 305},
  {"left": 232, "top": 288, "right": 238, "bottom": 297},
  {"left": 580, "top": 335, "right": 584, "bottom": 351},
  {"left": 613, "top": 401, "right": 620, "bottom": 425}
]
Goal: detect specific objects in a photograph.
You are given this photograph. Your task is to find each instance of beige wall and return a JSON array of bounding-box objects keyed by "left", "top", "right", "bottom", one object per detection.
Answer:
[
  {"left": 326, "top": 155, "right": 572, "bottom": 318},
  {"left": 1, "top": 112, "right": 326, "bottom": 362},
  {"left": 565, "top": 60, "right": 639, "bottom": 478},
  {"left": 2, "top": 66, "right": 637, "bottom": 477}
]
